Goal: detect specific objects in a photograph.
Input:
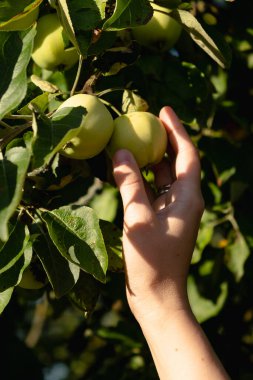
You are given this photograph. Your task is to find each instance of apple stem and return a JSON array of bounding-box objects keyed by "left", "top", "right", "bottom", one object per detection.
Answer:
[
  {"left": 70, "top": 54, "right": 84, "bottom": 97},
  {"left": 99, "top": 98, "right": 122, "bottom": 117}
]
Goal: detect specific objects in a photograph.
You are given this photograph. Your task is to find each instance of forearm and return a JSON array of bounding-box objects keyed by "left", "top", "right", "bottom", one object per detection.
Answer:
[{"left": 139, "top": 307, "right": 230, "bottom": 380}]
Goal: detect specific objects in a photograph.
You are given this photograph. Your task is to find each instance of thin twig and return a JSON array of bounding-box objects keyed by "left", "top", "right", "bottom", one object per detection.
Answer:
[{"left": 99, "top": 98, "right": 122, "bottom": 116}]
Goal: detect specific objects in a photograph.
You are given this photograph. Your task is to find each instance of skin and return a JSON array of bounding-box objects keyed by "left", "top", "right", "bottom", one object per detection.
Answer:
[{"left": 112, "top": 106, "right": 230, "bottom": 379}]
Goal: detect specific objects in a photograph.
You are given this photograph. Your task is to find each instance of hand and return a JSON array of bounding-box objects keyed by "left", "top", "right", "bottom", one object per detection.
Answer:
[
  {"left": 112, "top": 107, "right": 230, "bottom": 380},
  {"left": 112, "top": 106, "right": 204, "bottom": 322}
]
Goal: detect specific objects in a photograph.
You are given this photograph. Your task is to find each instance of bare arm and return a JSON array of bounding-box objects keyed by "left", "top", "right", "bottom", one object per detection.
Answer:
[{"left": 112, "top": 106, "right": 230, "bottom": 380}]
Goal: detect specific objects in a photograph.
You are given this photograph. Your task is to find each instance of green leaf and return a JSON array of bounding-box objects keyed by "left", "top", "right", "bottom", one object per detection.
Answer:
[
  {"left": 0, "top": 287, "right": 14, "bottom": 314},
  {"left": 68, "top": 271, "right": 100, "bottom": 315},
  {"left": 0, "top": 27, "right": 36, "bottom": 120},
  {"left": 0, "top": 0, "right": 35, "bottom": 23},
  {"left": 31, "top": 106, "right": 86, "bottom": 169},
  {"left": 225, "top": 231, "right": 250, "bottom": 282},
  {"left": 0, "top": 239, "right": 32, "bottom": 292},
  {"left": 41, "top": 205, "right": 108, "bottom": 282},
  {"left": 188, "top": 275, "right": 228, "bottom": 323},
  {"left": 0, "top": 145, "right": 31, "bottom": 242},
  {"left": 192, "top": 210, "right": 216, "bottom": 264},
  {"left": 0, "top": 221, "right": 29, "bottom": 274},
  {"left": 89, "top": 184, "right": 118, "bottom": 222},
  {"left": 0, "top": 0, "right": 42, "bottom": 31},
  {"left": 171, "top": 9, "right": 229, "bottom": 68},
  {"left": 34, "top": 228, "right": 80, "bottom": 298},
  {"left": 100, "top": 220, "right": 123, "bottom": 272},
  {"left": 103, "top": 0, "right": 153, "bottom": 31}
]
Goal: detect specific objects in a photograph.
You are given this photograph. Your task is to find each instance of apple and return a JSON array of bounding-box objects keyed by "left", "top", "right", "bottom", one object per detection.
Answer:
[
  {"left": 0, "top": 6, "right": 39, "bottom": 31},
  {"left": 131, "top": 2, "right": 181, "bottom": 51},
  {"left": 57, "top": 94, "right": 114, "bottom": 159},
  {"left": 32, "top": 13, "right": 79, "bottom": 71},
  {"left": 107, "top": 111, "right": 168, "bottom": 168}
]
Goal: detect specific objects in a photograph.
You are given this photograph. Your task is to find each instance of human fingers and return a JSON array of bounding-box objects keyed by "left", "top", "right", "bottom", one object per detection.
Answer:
[
  {"left": 113, "top": 149, "right": 154, "bottom": 224},
  {"left": 159, "top": 106, "right": 201, "bottom": 185}
]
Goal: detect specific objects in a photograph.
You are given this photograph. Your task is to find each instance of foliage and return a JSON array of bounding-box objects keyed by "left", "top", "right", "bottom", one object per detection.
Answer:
[{"left": 0, "top": 0, "right": 252, "bottom": 379}]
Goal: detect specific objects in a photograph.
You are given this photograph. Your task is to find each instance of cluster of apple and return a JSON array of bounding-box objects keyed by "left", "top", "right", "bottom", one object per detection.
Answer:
[{"left": 29, "top": 1, "right": 182, "bottom": 168}]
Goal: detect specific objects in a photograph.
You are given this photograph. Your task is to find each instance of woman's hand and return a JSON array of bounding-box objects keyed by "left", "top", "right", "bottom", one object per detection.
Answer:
[
  {"left": 112, "top": 106, "right": 230, "bottom": 380},
  {"left": 112, "top": 106, "right": 204, "bottom": 321}
]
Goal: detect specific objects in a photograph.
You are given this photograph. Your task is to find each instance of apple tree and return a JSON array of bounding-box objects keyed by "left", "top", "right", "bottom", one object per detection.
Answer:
[{"left": 0, "top": 0, "right": 252, "bottom": 379}]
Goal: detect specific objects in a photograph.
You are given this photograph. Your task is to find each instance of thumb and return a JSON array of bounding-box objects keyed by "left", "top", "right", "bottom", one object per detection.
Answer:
[{"left": 112, "top": 149, "right": 153, "bottom": 223}]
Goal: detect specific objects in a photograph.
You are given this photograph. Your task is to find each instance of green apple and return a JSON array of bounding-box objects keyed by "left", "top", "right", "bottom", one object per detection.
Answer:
[
  {"left": 32, "top": 13, "right": 79, "bottom": 71},
  {"left": 0, "top": 6, "right": 39, "bottom": 31},
  {"left": 107, "top": 111, "right": 168, "bottom": 168},
  {"left": 131, "top": 2, "right": 181, "bottom": 51},
  {"left": 57, "top": 94, "right": 114, "bottom": 159}
]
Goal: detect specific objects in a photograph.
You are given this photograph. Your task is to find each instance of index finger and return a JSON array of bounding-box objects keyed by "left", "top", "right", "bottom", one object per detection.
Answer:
[{"left": 159, "top": 106, "right": 201, "bottom": 185}]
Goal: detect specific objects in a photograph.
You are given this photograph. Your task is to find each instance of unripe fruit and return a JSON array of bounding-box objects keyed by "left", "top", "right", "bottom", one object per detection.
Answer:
[
  {"left": 107, "top": 112, "right": 167, "bottom": 168},
  {"left": 32, "top": 13, "right": 78, "bottom": 71},
  {"left": 57, "top": 94, "right": 114, "bottom": 159},
  {"left": 132, "top": 2, "right": 181, "bottom": 51}
]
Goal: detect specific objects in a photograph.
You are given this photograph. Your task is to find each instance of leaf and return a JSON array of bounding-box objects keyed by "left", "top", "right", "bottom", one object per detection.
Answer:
[
  {"left": 0, "top": 239, "right": 32, "bottom": 292},
  {"left": 89, "top": 184, "right": 118, "bottom": 222},
  {"left": 0, "top": 27, "right": 36, "bottom": 120},
  {"left": 188, "top": 275, "right": 228, "bottom": 323},
  {"left": 41, "top": 205, "right": 108, "bottom": 282},
  {"left": 192, "top": 210, "right": 217, "bottom": 264},
  {"left": 100, "top": 220, "right": 123, "bottom": 272},
  {"left": 0, "top": 145, "right": 31, "bottom": 242},
  {"left": 56, "top": 0, "right": 80, "bottom": 54},
  {"left": 0, "top": 0, "right": 42, "bottom": 31},
  {"left": 122, "top": 90, "right": 149, "bottom": 113},
  {"left": 171, "top": 9, "right": 229, "bottom": 68},
  {"left": 0, "top": 221, "right": 29, "bottom": 274},
  {"left": 225, "top": 231, "right": 250, "bottom": 282},
  {"left": 31, "top": 106, "right": 86, "bottom": 169},
  {"left": 103, "top": 0, "right": 153, "bottom": 31},
  {"left": 34, "top": 228, "right": 80, "bottom": 298},
  {"left": 0, "top": 287, "right": 14, "bottom": 314},
  {"left": 68, "top": 271, "right": 100, "bottom": 315}
]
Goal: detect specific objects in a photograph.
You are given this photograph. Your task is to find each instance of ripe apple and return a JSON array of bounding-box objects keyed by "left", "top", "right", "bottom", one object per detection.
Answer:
[
  {"left": 32, "top": 13, "right": 79, "bottom": 71},
  {"left": 107, "top": 112, "right": 168, "bottom": 168},
  {"left": 131, "top": 2, "right": 181, "bottom": 51},
  {"left": 0, "top": 6, "right": 39, "bottom": 31},
  {"left": 57, "top": 94, "right": 114, "bottom": 159}
]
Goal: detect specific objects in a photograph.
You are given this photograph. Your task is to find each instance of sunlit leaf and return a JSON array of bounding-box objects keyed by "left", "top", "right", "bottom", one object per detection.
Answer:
[
  {"left": 41, "top": 205, "right": 108, "bottom": 282},
  {"left": 225, "top": 231, "right": 250, "bottom": 282},
  {"left": 0, "top": 27, "right": 36, "bottom": 119}
]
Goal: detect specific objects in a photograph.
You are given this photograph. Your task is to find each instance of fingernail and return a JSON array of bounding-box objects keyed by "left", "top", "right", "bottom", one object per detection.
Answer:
[{"left": 113, "top": 149, "right": 134, "bottom": 166}]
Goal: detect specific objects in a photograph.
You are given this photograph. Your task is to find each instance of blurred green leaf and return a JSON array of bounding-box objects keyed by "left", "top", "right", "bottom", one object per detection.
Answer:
[
  {"left": 188, "top": 275, "right": 228, "bottom": 323},
  {"left": 41, "top": 205, "right": 108, "bottom": 282},
  {"left": 171, "top": 9, "right": 230, "bottom": 68},
  {"left": 225, "top": 230, "right": 250, "bottom": 282}
]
